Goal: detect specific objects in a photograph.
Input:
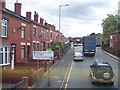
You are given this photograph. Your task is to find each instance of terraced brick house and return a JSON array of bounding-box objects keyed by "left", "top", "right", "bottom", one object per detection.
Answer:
[{"left": 0, "top": 1, "right": 62, "bottom": 68}]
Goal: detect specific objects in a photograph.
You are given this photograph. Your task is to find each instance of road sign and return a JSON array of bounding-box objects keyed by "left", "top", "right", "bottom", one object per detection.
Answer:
[{"left": 33, "top": 51, "right": 54, "bottom": 60}]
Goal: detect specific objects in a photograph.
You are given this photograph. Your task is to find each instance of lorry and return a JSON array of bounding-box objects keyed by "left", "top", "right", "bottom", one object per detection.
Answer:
[{"left": 83, "top": 35, "right": 96, "bottom": 56}]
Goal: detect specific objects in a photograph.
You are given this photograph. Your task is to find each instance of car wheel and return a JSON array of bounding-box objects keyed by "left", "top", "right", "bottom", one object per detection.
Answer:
[{"left": 92, "top": 81, "right": 95, "bottom": 84}]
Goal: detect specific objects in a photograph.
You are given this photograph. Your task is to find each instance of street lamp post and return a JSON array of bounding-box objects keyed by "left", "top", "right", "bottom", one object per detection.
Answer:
[
  {"left": 58, "top": 4, "right": 69, "bottom": 60},
  {"left": 59, "top": 4, "right": 69, "bottom": 32}
]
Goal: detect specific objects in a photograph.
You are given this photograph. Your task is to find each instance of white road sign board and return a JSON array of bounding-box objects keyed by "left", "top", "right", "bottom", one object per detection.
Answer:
[{"left": 33, "top": 51, "right": 54, "bottom": 60}]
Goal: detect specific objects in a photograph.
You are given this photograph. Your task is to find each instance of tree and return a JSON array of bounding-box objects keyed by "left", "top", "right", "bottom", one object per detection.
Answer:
[
  {"left": 101, "top": 14, "right": 118, "bottom": 46},
  {"left": 51, "top": 41, "right": 59, "bottom": 51},
  {"left": 59, "top": 42, "right": 65, "bottom": 51}
]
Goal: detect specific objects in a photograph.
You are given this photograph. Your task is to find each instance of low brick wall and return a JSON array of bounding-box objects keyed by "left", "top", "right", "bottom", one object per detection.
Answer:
[
  {"left": 102, "top": 47, "right": 120, "bottom": 57},
  {"left": 2, "top": 68, "right": 44, "bottom": 86}
]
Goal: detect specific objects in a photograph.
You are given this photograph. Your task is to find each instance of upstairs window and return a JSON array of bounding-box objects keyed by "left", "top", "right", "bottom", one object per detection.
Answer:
[
  {"left": 21, "top": 26, "right": 25, "bottom": 39},
  {"left": 33, "top": 27, "right": 36, "bottom": 37},
  {"left": 40, "top": 29, "right": 43, "bottom": 37},
  {"left": 2, "top": 18, "right": 8, "bottom": 38},
  {"left": 51, "top": 32, "right": 52, "bottom": 38}
]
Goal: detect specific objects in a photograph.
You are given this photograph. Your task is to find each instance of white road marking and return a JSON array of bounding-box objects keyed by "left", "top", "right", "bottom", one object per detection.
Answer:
[
  {"left": 109, "top": 56, "right": 120, "bottom": 63},
  {"left": 101, "top": 50, "right": 120, "bottom": 63},
  {"left": 58, "top": 80, "right": 62, "bottom": 83},
  {"left": 65, "top": 61, "right": 73, "bottom": 89},
  {"left": 53, "top": 76, "right": 59, "bottom": 79},
  {"left": 95, "top": 58, "right": 99, "bottom": 63},
  {"left": 60, "top": 60, "right": 73, "bottom": 89}
]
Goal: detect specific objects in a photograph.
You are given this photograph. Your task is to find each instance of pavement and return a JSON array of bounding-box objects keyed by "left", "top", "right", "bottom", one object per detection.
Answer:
[
  {"left": 31, "top": 48, "right": 74, "bottom": 89},
  {"left": 101, "top": 49, "right": 120, "bottom": 62}
]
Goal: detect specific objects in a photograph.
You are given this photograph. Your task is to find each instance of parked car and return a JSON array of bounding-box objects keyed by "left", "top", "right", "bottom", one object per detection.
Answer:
[
  {"left": 90, "top": 62, "right": 115, "bottom": 85},
  {"left": 74, "top": 52, "right": 83, "bottom": 61}
]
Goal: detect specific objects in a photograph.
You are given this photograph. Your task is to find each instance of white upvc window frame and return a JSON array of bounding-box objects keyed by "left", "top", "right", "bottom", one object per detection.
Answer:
[
  {"left": 21, "top": 26, "right": 25, "bottom": 39},
  {"left": 2, "top": 18, "right": 8, "bottom": 38},
  {"left": 21, "top": 45, "right": 26, "bottom": 59},
  {"left": 0, "top": 47, "right": 10, "bottom": 66}
]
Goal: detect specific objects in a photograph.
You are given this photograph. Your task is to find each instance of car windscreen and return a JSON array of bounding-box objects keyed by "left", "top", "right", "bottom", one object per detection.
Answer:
[
  {"left": 96, "top": 66, "right": 112, "bottom": 73},
  {"left": 75, "top": 52, "right": 82, "bottom": 56}
]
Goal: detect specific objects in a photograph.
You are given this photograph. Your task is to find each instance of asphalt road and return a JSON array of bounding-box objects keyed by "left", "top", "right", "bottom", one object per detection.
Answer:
[
  {"left": 65, "top": 46, "right": 119, "bottom": 89},
  {"left": 32, "top": 46, "right": 119, "bottom": 90}
]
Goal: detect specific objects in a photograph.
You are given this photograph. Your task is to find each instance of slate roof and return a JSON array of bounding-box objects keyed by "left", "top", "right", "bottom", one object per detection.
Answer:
[{"left": 1, "top": 8, "right": 49, "bottom": 29}]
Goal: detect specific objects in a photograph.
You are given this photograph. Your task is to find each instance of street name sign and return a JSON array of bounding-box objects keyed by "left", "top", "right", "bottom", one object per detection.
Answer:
[{"left": 33, "top": 51, "right": 54, "bottom": 60}]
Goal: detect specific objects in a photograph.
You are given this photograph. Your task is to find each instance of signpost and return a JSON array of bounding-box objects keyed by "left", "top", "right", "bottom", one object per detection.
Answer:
[
  {"left": 33, "top": 51, "right": 54, "bottom": 60},
  {"left": 33, "top": 50, "right": 54, "bottom": 86}
]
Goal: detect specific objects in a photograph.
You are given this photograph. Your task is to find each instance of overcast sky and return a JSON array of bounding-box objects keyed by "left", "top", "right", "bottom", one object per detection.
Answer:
[{"left": 6, "top": 0, "right": 119, "bottom": 37}]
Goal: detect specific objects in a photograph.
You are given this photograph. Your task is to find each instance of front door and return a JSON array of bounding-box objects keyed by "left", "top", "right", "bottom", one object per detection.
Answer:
[{"left": 11, "top": 44, "right": 16, "bottom": 69}]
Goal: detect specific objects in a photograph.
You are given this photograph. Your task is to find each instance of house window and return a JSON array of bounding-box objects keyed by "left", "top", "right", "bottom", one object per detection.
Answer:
[
  {"left": 0, "top": 47, "right": 10, "bottom": 66},
  {"left": 44, "top": 31, "right": 46, "bottom": 38},
  {"left": 40, "top": 29, "right": 43, "bottom": 37},
  {"left": 33, "top": 27, "right": 36, "bottom": 37},
  {"left": 40, "top": 42, "right": 43, "bottom": 51},
  {"left": 46, "top": 30, "right": 48, "bottom": 39},
  {"left": 2, "top": 18, "right": 8, "bottom": 38},
  {"left": 21, "top": 27, "right": 25, "bottom": 39},
  {"left": 37, "top": 43, "right": 39, "bottom": 49},
  {"left": 51, "top": 32, "right": 52, "bottom": 38},
  {"left": 21, "top": 46, "right": 25, "bottom": 58},
  {"left": 33, "top": 42, "right": 36, "bottom": 51}
]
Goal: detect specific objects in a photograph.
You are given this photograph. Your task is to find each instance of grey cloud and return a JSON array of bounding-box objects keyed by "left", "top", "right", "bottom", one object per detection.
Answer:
[
  {"left": 61, "top": 2, "right": 111, "bottom": 19},
  {"left": 45, "top": 2, "right": 111, "bottom": 21}
]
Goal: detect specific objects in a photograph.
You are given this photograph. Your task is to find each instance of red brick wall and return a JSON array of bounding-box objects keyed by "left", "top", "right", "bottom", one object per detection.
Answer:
[{"left": 2, "top": 12, "right": 31, "bottom": 63}]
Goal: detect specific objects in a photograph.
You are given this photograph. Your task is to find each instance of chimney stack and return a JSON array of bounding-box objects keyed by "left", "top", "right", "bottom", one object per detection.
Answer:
[
  {"left": 14, "top": 2, "right": 22, "bottom": 15},
  {"left": 51, "top": 25, "right": 54, "bottom": 31},
  {"left": 40, "top": 17, "right": 44, "bottom": 25},
  {"left": 26, "top": 11, "right": 31, "bottom": 19},
  {"left": 48, "top": 24, "right": 51, "bottom": 29},
  {"left": 34, "top": 11, "right": 39, "bottom": 22},
  {"left": 53, "top": 25, "right": 56, "bottom": 30},
  {"left": 1, "top": 1, "right": 6, "bottom": 8}
]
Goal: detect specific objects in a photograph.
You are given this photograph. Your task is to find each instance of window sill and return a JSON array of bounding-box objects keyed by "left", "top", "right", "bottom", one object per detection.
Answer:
[
  {"left": 0, "top": 63, "right": 10, "bottom": 67},
  {"left": 1, "top": 36, "right": 8, "bottom": 39}
]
